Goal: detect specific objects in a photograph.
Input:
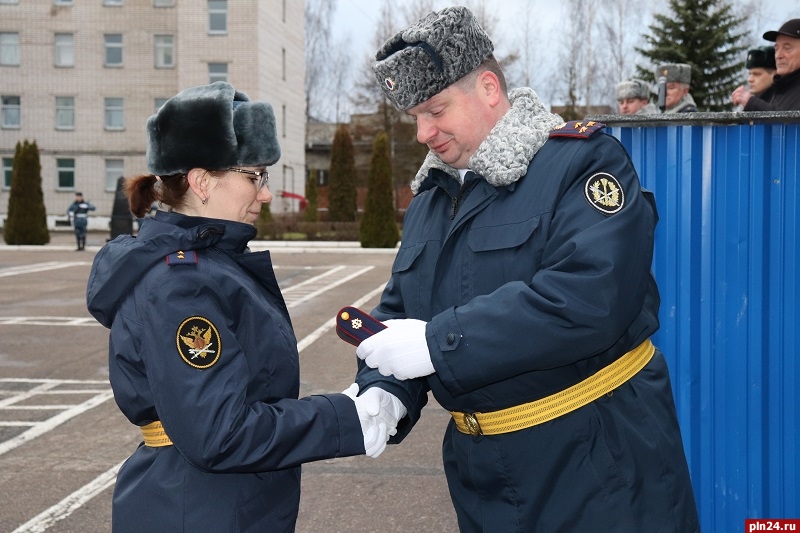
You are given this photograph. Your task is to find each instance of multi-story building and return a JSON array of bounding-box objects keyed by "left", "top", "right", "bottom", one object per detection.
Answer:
[{"left": 0, "top": 0, "right": 306, "bottom": 232}]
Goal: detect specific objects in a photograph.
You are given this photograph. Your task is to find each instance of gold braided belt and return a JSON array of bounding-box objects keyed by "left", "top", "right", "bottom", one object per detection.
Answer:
[
  {"left": 141, "top": 421, "right": 174, "bottom": 447},
  {"left": 450, "top": 338, "right": 655, "bottom": 436}
]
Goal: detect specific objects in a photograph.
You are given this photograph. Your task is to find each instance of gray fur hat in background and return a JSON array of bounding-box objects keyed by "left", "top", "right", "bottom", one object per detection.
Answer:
[
  {"left": 655, "top": 63, "right": 692, "bottom": 85},
  {"left": 146, "top": 81, "right": 281, "bottom": 176},
  {"left": 616, "top": 79, "right": 652, "bottom": 101},
  {"left": 372, "top": 6, "right": 494, "bottom": 111}
]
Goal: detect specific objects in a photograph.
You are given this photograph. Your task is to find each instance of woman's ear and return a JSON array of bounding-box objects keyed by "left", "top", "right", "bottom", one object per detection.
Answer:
[{"left": 185, "top": 168, "right": 209, "bottom": 202}]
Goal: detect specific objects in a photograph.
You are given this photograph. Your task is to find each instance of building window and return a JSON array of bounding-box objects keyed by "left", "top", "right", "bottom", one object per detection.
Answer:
[
  {"left": 103, "top": 0, "right": 123, "bottom": 5},
  {"left": 55, "top": 96, "right": 75, "bottom": 130},
  {"left": 154, "top": 35, "right": 174, "bottom": 68},
  {"left": 282, "top": 47, "right": 286, "bottom": 81},
  {"left": 55, "top": 33, "right": 74, "bottom": 67},
  {"left": 57, "top": 158, "right": 75, "bottom": 189},
  {"left": 104, "top": 34, "right": 123, "bottom": 67},
  {"left": 1, "top": 96, "right": 21, "bottom": 128},
  {"left": 0, "top": 33, "right": 20, "bottom": 66},
  {"left": 0, "top": 0, "right": 20, "bottom": 5},
  {"left": 282, "top": 104, "right": 286, "bottom": 138},
  {"left": 208, "top": 63, "right": 227, "bottom": 83},
  {"left": 105, "top": 97, "right": 124, "bottom": 130},
  {"left": 2, "top": 158, "right": 12, "bottom": 189},
  {"left": 105, "top": 159, "right": 123, "bottom": 191},
  {"left": 154, "top": 98, "right": 168, "bottom": 113},
  {"left": 154, "top": 0, "right": 174, "bottom": 6},
  {"left": 208, "top": 0, "right": 227, "bottom": 34},
  {"left": 53, "top": 0, "right": 73, "bottom": 5}
]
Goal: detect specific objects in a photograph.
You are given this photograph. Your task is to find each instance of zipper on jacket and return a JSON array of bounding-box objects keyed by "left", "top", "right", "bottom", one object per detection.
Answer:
[{"left": 450, "top": 178, "right": 477, "bottom": 220}]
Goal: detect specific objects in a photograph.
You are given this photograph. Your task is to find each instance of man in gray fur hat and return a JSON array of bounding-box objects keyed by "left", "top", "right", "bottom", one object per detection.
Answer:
[
  {"left": 350, "top": 6, "right": 699, "bottom": 532},
  {"left": 656, "top": 63, "right": 698, "bottom": 113},
  {"left": 616, "top": 78, "right": 658, "bottom": 114}
]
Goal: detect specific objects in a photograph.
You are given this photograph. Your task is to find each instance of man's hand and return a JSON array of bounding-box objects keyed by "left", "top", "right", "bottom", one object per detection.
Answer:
[
  {"left": 342, "top": 384, "right": 407, "bottom": 458},
  {"left": 356, "top": 319, "right": 434, "bottom": 380},
  {"left": 731, "top": 85, "right": 752, "bottom": 107}
]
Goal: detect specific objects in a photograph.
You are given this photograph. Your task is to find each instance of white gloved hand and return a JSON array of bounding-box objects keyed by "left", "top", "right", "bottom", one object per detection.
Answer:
[
  {"left": 342, "top": 384, "right": 407, "bottom": 457},
  {"left": 356, "top": 319, "right": 434, "bottom": 380}
]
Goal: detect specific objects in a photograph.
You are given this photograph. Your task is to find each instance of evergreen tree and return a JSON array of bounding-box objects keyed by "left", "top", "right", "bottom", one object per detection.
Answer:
[
  {"left": 360, "top": 132, "right": 399, "bottom": 248},
  {"left": 256, "top": 201, "right": 273, "bottom": 240},
  {"left": 327, "top": 124, "right": 357, "bottom": 222},
  {"left": 303, "top": 169, "right": 319, "bottom": 223},
  {"left": 635, "top": 0, "right": 747, "bottom": 112},
  {"left": 4, "top": 140, "right": 49, "bottom": 245}
]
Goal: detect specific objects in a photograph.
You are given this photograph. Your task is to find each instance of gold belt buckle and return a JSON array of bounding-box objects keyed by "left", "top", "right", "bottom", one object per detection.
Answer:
[{"left": 463, "top": 413, "right": 482, "bottom": 436}]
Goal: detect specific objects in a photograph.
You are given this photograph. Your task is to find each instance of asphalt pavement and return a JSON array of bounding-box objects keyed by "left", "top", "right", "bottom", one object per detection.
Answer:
[{"left": 0, "top": 231, "right": 459, "bottom": 533}]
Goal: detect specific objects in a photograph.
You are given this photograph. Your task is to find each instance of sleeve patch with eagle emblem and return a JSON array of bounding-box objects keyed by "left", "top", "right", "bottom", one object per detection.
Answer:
[
  {"left": 176, "top": 316, "right": 221, "bottom": 369},
  {"left": 584, "top": 172, "right": 625, "bottom": 215}
]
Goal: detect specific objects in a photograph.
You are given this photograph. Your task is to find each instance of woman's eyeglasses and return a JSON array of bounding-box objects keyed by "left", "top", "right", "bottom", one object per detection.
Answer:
[{"left": 226, "top": 167, "right": 270, "bottom": 189}]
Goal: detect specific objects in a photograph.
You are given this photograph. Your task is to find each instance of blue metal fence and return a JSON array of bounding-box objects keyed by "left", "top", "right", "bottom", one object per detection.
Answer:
[{"left": 598, "top": 113, "right": 800, "bottom": 533}]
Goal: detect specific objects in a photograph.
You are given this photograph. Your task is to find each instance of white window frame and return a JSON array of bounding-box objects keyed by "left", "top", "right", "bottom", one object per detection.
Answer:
[
  {"left": 55, "top": 33, "right": 74, "bottom": 67},
  {"left": 55, "top": 96, "right": 75, "bottom": 130},
  {"left": 154, "top": 35, "right": 174, "bottom": 68},
  {"left": 0, "top": 32, "right": 20, "bottom": 66},
  {"left": 105, "top": 159, "right": 124, "bottom": 191},
  {"left": 104, "top": 34, "right": 123, "bottom": 67},
  {"left": 57, "top": 158, "right": 75, "bottom": 190},
  {"left": 208, "top": 0, "right": 227, "bottom": 34},
  {"left": 2, "top": 157, "right": 12, "bottom": 189},
  {"left": 1, "top": 95, "right": 21, "bottom": 129},
  {"left": 208, "top": 63, "right": 227, "bottom": 84},
  {"left": 104, "top": 97, "right": 124, "bottom": 130}
]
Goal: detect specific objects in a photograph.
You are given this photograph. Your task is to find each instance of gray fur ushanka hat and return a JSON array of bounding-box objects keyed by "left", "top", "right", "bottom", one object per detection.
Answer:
[
  {"left": 372, "top": 6, "right": 494, "bottom": 111},
  {"left": 655, "top": 63, "right": 692, "bottom": 85},
  {"left": 616, "top": 79, "right": 651, "bottom": 101},
  {"left": 146, "top": 81, "right": 280, "bottom": 176}
]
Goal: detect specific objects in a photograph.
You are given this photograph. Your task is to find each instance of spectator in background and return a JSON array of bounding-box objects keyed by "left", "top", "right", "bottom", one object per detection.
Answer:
[
  {"left": 616, "top": 78, "right": 658, "bottom": 114},
  {"left": 66, "top": 191, "right": 95, "bottom": 251},
  {"left": 732, "top": 19, "right": 800, "bottom": 111},
  {"left": 745, "top": 46, "right": 777, "bottom": 98},
  {"left": 656, "top": 63, "right": 698, "bottom": 113}
]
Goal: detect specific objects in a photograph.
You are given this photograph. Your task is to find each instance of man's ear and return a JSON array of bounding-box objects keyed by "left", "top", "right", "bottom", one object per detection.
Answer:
[{"left": 477, "top": 70, "right": 502, "bottom": 106}]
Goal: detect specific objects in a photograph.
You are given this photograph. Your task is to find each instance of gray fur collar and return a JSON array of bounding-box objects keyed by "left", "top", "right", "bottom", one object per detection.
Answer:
[{"left": 411, "top": 87, "right": 563, "bottom": 194}]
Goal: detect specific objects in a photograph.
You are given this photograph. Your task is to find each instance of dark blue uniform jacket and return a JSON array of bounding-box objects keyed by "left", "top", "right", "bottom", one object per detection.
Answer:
[
  {"left": 356, "top": 122, "right": 699, "bottom": 532},
  {"left": 87, "top": 211, "right": 364, "bottom": 533}
]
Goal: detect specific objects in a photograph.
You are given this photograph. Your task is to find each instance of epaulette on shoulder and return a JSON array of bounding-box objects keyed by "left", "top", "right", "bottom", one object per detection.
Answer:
[
  {"left": 165, "top": 250, "right": 198, "bottom": 266},
  {"left": 549, "top": 120, "right": 605, "bottom": 139}
]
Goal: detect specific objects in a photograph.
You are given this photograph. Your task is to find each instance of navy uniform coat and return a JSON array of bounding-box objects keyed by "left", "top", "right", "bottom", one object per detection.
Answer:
[
  {"left": 356, "top": 91, "right": 699, "bottom": 532},
  {"left": 87, "top": 211, "right": 364, "bottom": 533}
]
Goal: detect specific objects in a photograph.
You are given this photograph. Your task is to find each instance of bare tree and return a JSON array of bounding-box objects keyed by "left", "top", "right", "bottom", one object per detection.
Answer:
[{"left": 305, "top": 0, "right": 337, "bottom": 122}]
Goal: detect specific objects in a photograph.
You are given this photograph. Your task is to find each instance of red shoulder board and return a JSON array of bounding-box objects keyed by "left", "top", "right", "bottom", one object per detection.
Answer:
[
  {"left": 166, "top": 250, "right": 198, "bottom": 266},
  {"left": 549, "top": 120, "right": 605, "bottom": 139},
  {"left": 336, "top": 306, "right": 387, "bottom": 347}
]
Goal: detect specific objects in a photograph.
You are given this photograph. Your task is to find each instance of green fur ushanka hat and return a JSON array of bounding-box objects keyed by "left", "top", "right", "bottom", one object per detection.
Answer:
[
  {"left": 146, "top": 81, "right": 281, "bottom": 176},
  {"left": 745, "top": 46, "right": 776, "bottom": 70},
  {"left": 372, "top": 6, "right": 494, "bottom": 111}
]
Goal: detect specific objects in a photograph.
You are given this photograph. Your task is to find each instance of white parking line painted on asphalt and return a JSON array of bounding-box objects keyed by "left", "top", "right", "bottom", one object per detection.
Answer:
[
  {"left": 0, "top": 387, "right": 114, "bottom": 457},
  {"left": 0, "top": 262, "right": 91, "bottom": 277},
  {"left": 10, "top": 460, "right": 124, "bottom": 533},
  {"left": 286, "top": 266, "right": 374, "bottom": 308},
  {"left": 0, "top": 317, "right": 101, "bottom": 326}
]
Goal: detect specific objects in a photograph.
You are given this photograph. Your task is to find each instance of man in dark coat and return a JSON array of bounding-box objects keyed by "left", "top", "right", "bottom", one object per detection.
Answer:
[
  {"left": 732, "top": 18, "right": 800, "bottom": 111},
  {"left": 351, "top": 6, "right": 699, "bottom": 533}
]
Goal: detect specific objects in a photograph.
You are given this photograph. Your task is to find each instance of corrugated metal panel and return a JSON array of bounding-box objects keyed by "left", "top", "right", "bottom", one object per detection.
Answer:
[{"left": 607, "top": 117, "right": 799, "bottom": 533}]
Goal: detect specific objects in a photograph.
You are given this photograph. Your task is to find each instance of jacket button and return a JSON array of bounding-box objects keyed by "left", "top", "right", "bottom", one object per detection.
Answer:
[{"left": 446, "top": 333, "right": 456, "bottom": 345}]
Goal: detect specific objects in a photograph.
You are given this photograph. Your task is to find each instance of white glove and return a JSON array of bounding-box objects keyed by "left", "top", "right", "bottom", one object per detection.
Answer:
[
  {"left": 342, "top": 384, "right": 407, "bottom": 458},
  {"left": 356, "top": 319, "right": 434, "bottom": 380}
]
